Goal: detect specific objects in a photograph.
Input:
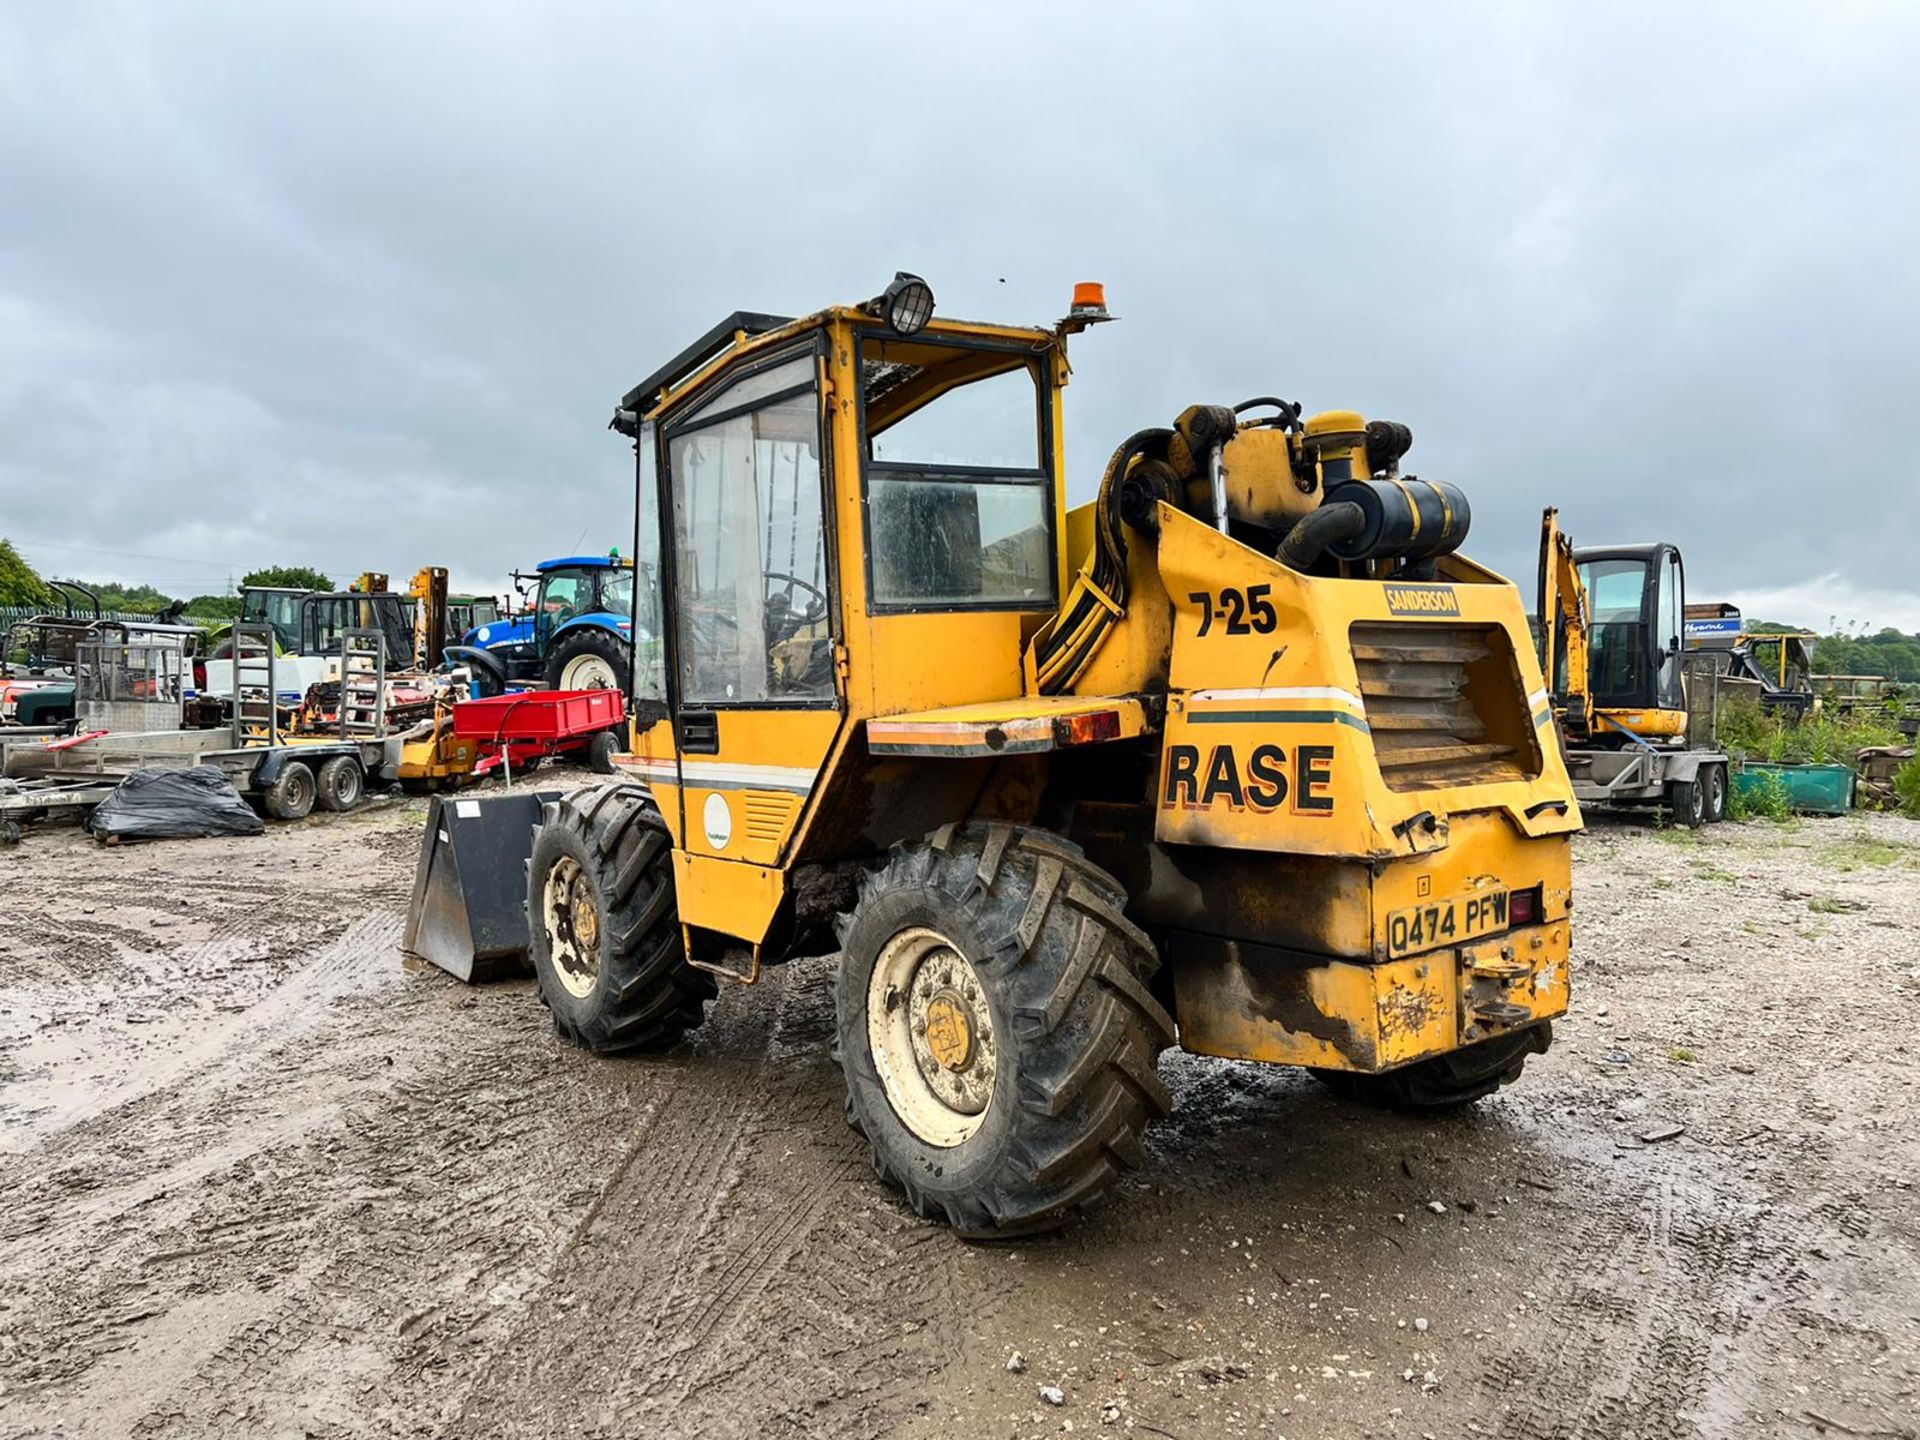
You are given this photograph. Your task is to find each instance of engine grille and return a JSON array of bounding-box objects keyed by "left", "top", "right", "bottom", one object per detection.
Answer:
[{"left": 1351, "top": 622, "right": 1532, "bottom": 792}]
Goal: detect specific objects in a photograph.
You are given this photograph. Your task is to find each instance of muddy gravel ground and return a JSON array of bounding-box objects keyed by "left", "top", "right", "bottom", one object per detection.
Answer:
[{"left": 2, "top": 777, "right": 1918, "bottom": 1440}]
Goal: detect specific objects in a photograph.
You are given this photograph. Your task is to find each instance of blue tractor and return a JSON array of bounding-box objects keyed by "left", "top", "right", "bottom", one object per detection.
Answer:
[{"left": 450, "top": 555, "right": 638, "bottom": 695}]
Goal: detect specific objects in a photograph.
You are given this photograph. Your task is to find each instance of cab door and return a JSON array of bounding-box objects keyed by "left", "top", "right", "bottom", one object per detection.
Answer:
[
  {"left": 1653, "top": 547, "right": 1687, "bottom": 713},
  {"left": 655, "top": 344, "right": 842, "bottom": 896}
]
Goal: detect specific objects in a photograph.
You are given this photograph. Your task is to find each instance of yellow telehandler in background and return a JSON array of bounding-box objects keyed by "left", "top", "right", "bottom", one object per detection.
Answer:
[{"left": 408, "top": 275, "right": 1582, "bottom": 1235}]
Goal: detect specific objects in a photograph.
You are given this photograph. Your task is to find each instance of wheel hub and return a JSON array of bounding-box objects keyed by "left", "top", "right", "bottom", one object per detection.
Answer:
[
  {"left": 563, "top": 654, "right": 616, "bottom": 690},
  {"left": 868, "top": 928, "right": 997, "bottom": 1147},
  {"left": 542, "top": 856, "right": 601, "bottom": 999},
  {"left": 923, "top": 989, "right": 975, "bottom": 1072}
]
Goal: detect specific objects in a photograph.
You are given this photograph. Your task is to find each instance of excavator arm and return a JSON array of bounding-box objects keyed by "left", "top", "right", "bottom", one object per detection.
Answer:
[{"left": 1537, "top": 507, "right": 1592, "bottom": 742}]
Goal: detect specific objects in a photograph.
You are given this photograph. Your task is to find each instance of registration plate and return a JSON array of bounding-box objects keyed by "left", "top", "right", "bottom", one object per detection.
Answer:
[{"left": 1386, "top": 891, "right": 1510, "bottom": 958}]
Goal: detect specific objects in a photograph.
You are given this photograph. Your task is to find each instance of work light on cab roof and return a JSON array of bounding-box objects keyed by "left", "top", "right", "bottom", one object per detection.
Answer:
[{"left": 871, "top": 271, "right": 934, "bottom": 335}]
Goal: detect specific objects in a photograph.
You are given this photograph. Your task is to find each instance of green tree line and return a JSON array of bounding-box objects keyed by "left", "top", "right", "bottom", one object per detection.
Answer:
[
  {"left": 0, "top": 539, "right": 331, "bottom": 617},
  {"left": 1811, "top": 629, "right": 1920, "bottom": 682}
]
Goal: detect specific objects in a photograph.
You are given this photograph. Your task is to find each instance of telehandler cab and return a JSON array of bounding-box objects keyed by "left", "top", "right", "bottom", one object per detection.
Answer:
[{"left": 407, "top": 275, "right": 1582, "bottom": 1235}]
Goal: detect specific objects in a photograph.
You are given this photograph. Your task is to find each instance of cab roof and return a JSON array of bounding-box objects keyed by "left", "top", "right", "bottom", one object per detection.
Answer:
[
  {"left": 614, "top": 305, "right": 1061, "bottom": 431},
  {"left": 537, "top": 555, "right": 629, "bottom": 572}
]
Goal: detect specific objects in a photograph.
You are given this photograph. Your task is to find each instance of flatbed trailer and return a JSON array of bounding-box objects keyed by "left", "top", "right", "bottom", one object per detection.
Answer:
[
  {"left": 1562, "top": 733, "right": 1729, "bottom": 819},
  {"left": 12, "top": 729, "right": 399, "bottom": 825}
]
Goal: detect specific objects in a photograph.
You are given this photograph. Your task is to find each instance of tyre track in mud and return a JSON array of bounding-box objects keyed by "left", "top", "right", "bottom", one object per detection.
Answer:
[
  {"left": 444, "top": 961, "right": 1010, "bottom": 1439},
  {"left": 4, "top": 804, "right": 1920, "bottom": 1438}
]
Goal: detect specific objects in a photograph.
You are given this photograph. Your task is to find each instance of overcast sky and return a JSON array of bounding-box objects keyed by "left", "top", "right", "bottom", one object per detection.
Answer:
[{"left": 3, "top": 2, "right": 1916, "bottom": 630}]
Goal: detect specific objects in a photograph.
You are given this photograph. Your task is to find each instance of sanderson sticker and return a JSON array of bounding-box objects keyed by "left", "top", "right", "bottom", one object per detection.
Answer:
[{"left": 1384, "top": 583, "right": 1461, "bottom": 617}]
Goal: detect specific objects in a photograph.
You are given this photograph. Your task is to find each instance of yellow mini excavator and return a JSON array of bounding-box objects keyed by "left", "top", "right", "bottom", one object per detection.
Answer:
[
  {"left": 407, "top": 275, "right": 1583, "bottom": 1235},
  {"left": 1538, "top": 508, "right": 1732, "bottom": 826}
]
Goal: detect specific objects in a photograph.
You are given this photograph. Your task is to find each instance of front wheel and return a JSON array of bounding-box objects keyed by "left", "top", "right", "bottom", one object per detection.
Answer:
[
  {"left": 1312, "top": 1023, "right": 1552, "bottom": 1111},
  {"left": 263, "top": 761, "right": 315, "bottom": 821},
  {"left": 1665, "top": 778, "right": 1705, "bottom": 829},
  {"left": 526, "top": 783, "right": 715, "bottom": 1052},
  {"left": 835, "top": 824, "right": 1176, "bottom": 1237}
]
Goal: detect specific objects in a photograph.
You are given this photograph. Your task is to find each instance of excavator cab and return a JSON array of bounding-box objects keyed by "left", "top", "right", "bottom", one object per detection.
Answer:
[{"left": 1572, "top": 543, "right": 1689, "bottom": 738}]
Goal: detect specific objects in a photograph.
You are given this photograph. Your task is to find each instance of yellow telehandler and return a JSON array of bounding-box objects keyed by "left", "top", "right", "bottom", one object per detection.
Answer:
[{"left": 408, "top": 275, "right": 1582, "bottom": 1235}]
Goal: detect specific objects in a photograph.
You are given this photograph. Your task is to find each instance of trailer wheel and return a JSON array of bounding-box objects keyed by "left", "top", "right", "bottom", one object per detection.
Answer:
[
  {"left": 1665, "top": 778, "right": 1705, "bottom": 829},
  {"left": 315, "top": 755, "right": 364, "bottom": 812},
  {"left": 1701, "top": 764, "right": 1728, "bottom": 824},
  {"left": 1312, "top": 1023, "right": 1552, "bottom": 1111},
  {"left": 526, "top": 783, "right": 714, "bottom": 1052},
  {"left": 835, "top": 824, "right": 1176, "bottom": 1237},
  {"left": 264, "top": 761, "right": 316, "bottom": 821},
  {"left": 587, "top": 729, "right": 620, "bottom": 775}
]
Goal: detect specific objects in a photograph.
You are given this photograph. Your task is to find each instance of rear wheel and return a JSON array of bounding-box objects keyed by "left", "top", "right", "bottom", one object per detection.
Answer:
[
  {"left": 1701, "top": 764, "right": 1728, "bottom": 823},
  {"left": 1665, "top": 778, "right": 1705, "bottom": 829},
  {"left": 1312, "top": 1023, "right": 1552, "bottom": 1111},
  {"left": 545, "top": 628, "right": 631, "bottom": 693},
  {"left": 526, "top": 783, "right": 714, "bottom": 1052},
  {"left": 263, "top": 761, "right": 315, "bottom": 821},
  {"left": 315, "top": 755, "right": 363, "bottom": 812},
  {"left": 835, "top": 824, "right": 1176, "bottom": 1237}
]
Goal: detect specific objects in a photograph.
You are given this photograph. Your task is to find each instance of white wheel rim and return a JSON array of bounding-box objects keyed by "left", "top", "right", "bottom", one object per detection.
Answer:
[
  {"left": 542, "top": 856, "right": 601, "bottom": 999},
  {"left": 867, "top": 926, "right": 996, "bottom": 1148},
  {"left": 561, "top": 653, "right": 616, "bottom": 690}
]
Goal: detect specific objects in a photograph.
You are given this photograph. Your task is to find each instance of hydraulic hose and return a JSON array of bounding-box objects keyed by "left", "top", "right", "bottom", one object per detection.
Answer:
[
  {"left": 1276, "top": 501, "right": 1366, "bottom": 571},
  {"left": 1033, "top": 428, "right": 1171, "bottom": 694}
]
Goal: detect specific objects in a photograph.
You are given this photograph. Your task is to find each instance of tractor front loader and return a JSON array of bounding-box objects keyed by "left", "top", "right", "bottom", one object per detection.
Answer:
[{"left": 407, "top": 275, "right": 1582, "bottom": 1235}]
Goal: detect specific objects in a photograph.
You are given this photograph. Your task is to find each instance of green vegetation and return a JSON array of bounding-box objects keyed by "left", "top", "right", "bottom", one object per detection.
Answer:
[
  {"left": 1807, "top": 896, "right": 1854, "bottom": 915},
  {"left": 1812, "top": 627, "right": 1920, "bottom": 684},
  {"left": 1717, "top": 696, "right": 1904, "bottom": 766},
  {"left": 1897, "top": 755, "right": 1920, "bottom": 819},
  {"left": 1727, "top": 767, "right": 1793, "bottom": 822},
  {"left": 0, "top": 538, "right": 50, "bottom": 607},
  {"left": 242, "top": 565, "right": 332, "bottom": 593},
  {"left": 1818, "top": 834, "right": 1914, "bottom": 871},
  {"left": 0, "top": 557, "right": 333, "bottom": 625},
  {"left": 1668, "top": 1047, "right": 1698, "bottom": 1065}
]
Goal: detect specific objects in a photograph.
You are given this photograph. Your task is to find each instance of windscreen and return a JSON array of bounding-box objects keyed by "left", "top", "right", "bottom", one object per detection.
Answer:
[{"left": 1581, "top": 559, "right": 1652, "bottom": 705}]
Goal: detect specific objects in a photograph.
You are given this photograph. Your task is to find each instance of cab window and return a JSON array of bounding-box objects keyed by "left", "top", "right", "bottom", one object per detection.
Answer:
[
  {"left": 860, "top": 337, "right": 1054, "bottom": 611},
  {"left": 632, "top": 424, "right": 668, "bottom": 703},
  {"left": 540, "top": 569, "right": 590, "bottom": 622},
  {"left": 600, "top": 569, "right": 634, "bottom": 618},
  {"left": 665, "top": 352, "right": 833, "bottom": 705}
]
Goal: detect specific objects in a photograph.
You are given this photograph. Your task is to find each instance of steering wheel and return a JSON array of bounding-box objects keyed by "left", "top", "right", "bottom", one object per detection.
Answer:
[{"left": 763, "top": 571, "right": 828, "bottom": 639}]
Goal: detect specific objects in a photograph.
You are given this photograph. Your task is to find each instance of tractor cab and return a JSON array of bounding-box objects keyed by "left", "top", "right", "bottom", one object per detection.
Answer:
[
  {"left": 298, "top": 589, "right": 415, "bottom": 671},
  {"left": 238, "top": 587, "right": 309, "bottom": 653},
  {"left": 1570, "top": 542, "right": 1689, "bottom": 739},
  {"left": 454, "top": 554, "right": 638, "bottom": 693}
]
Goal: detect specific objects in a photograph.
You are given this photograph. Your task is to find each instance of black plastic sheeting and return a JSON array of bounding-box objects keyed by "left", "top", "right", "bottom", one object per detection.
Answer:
[{"left": 87, "top": 765, "right": 266, "bottom": 841}]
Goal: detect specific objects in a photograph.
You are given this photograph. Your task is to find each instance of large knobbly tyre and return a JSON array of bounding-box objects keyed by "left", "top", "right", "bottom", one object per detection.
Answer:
[
  {"left": 835, "top": 823, "right": 1176, "bottom": 1237},
  {"left": 1312, "top": 1022, "right": 1552, "bottom": 1111},
  {"left": 544, "top": 627, "right": 632, "bottom": 693},
  {"left": 526, "top": 783, "right": 715, "bottom": 1052}
]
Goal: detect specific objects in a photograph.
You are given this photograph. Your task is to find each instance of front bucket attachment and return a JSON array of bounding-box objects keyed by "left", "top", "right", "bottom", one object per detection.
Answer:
[{"left": 403, "top": 789, "right": 562, "bottom": 982}]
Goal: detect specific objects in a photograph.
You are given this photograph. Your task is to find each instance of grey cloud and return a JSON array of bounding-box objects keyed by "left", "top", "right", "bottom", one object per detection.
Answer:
[{"left": 2, "top": 1, "right": 1915, "bottom": 620}]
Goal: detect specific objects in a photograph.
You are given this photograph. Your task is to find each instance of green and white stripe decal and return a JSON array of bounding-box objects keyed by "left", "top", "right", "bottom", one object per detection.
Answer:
[{"left": 1184, "top": 686, "right": 1372, "bottom": 733}]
